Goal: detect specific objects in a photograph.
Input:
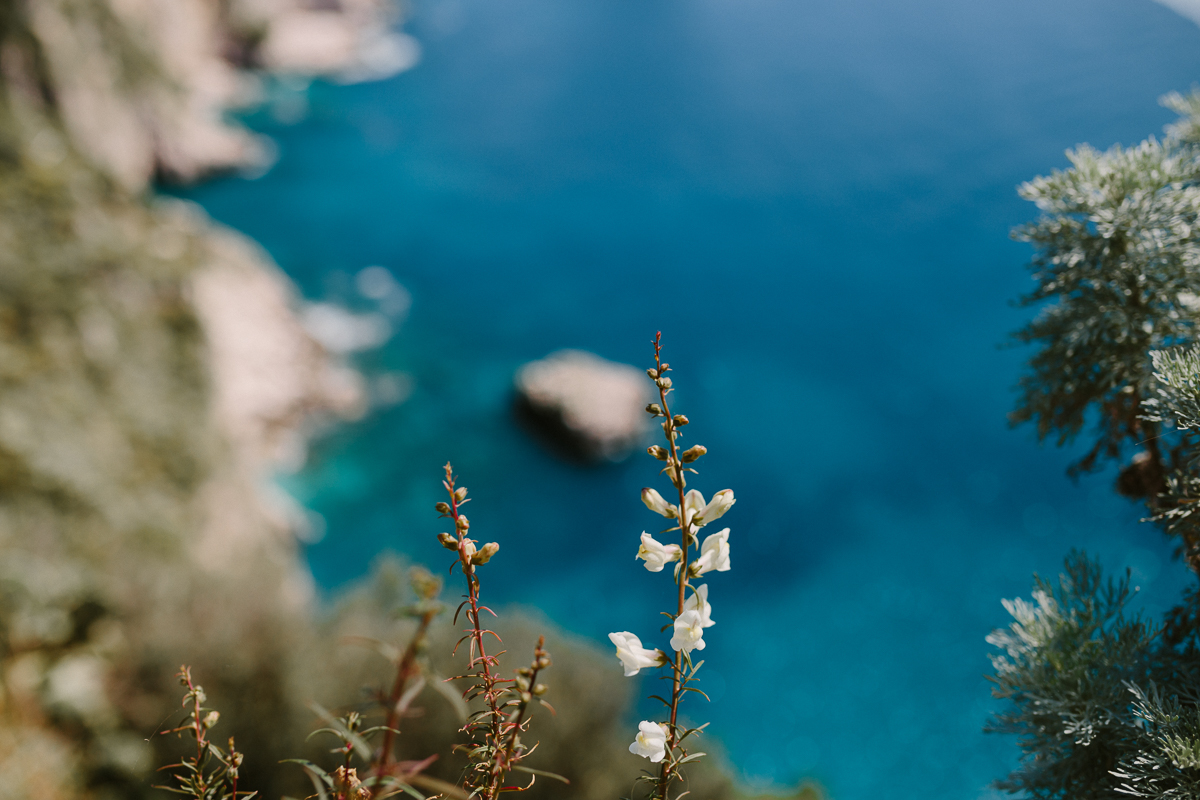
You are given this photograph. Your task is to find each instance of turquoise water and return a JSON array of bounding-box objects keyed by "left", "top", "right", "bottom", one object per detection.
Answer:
[{"left": 178, "top": 1, "right": 1200, "bottom": 797}]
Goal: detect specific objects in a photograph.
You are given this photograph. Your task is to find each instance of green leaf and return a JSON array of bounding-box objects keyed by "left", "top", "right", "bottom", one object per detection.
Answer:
[
  {"left": 511, "top": 765, "right": 570, "bottom": 784},
  {"left": 306, "top": 703, "right": 373, "bottom": 763},
  {"left": 427, "top": 670, "right": 470, "bottom": 723},
  {"left": 280, "top": 759, "right": 330, "bottom": 781}
]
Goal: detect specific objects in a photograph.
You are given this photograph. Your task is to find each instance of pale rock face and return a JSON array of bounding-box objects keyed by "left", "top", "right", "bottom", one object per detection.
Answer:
[
  {"left": 188, "top": 219, "right": 367, "bottom": 585},
  {"left": 22, "top": 0, "right": 417, "bottom": 191},
  {"left": 515, "top": 350, "right": 653, "bottom": 462}
]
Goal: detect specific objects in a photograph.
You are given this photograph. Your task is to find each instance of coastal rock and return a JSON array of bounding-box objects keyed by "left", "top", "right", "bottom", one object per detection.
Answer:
[
  {"left": 515, "top": 350, "right": 652, "bottom": 462},
  {"left": 17, "top": 0, "right": 417, "bottom": 191}
]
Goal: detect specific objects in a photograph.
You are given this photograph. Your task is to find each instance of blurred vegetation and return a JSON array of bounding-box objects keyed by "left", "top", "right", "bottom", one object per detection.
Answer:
[
  {"left": 0, "top": 3, "right": 820, "bottom": 799},
  {"left": 991, "top": 90, "right": 1200, "bottom": 799}
]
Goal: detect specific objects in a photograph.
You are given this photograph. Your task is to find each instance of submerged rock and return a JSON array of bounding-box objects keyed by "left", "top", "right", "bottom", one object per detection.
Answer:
[{"left": 515, "top": 350, "right": 652, "bottom": 462}]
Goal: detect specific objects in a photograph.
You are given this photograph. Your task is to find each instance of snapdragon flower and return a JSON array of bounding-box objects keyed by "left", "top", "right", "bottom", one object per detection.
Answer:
[
  {"left": 608, "top": 631, "right": 667, "bottom": 676},
  {"left": 629, "top": 721, "right": 668, "bottom": 762},
  {"left": 459, "top": 539, "right": 476, "bottom": 568},
  {"left": 681, "top": 489, "right": 736, "bottom": 529},
  {"left": 670, "top": 609, "right": 706, "bottom": 654},
  {"left": 637, "top": 532, "right": 681, "bottom": 572},
  {"left": 699, "top": 489, "right": 735, "bottom": 525},
  {"left": 683, "top": 583, "right": 714, "bottom": 628},
  {"left": 691, "top": 528, "right": 730, "bottom": 576},
  {"left": 642, "top": 488, "right": 678, "bottom": 518},
  {"left": 682, "top": 490, "right": 706, "bottom": 529}
]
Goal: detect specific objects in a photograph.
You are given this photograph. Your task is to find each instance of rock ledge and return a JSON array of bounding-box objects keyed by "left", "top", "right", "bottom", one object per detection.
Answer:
[{"left": 515, "top": 350, "right": 652, "bottom": 462}]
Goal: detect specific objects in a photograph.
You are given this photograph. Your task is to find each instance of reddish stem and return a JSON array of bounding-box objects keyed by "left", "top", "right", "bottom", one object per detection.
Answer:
[{"left": 373, "top": 606, "right": 439, "bottom": 784}]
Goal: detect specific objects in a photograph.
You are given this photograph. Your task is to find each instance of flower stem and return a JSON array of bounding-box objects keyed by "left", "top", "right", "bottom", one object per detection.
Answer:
[
  {"left": 373, "top": 605, "right": 439, "bottom": 785},
  {"left": 652, "top": 334, "right": 689, "bottom": 800},
  {"left": 445, "top": 465, "right": 505, "bottom": 800}
]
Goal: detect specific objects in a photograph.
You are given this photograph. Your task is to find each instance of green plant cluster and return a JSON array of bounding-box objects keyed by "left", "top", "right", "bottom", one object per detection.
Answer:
[{"left": 991, "top": 89, "right": 1200, "bottom": 798}]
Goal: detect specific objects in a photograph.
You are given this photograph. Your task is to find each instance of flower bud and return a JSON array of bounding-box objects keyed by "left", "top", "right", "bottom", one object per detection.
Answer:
[
  {"left": 435, "top": 501, "right": 451, "bottom": 515},
  {"left": 454, "top": 487, "right": 467, "bottom": 503},
  {"left": 472, "top": 542, "right": 500, "bottom": 565},
  {"left": 647, "top": 445, "right": 669, "bottom": 461},
  {"left": 673, "top": 414, "right": 689, "bottom": 426},
  {"left": 456, "top": 515, "right": 470, "bottom": 530},
  {"left": 680, "top": 445, "right": 707, "bottom": 463},
  {"left": 665, "top": 463, "right": 685, "bottom": 487},
  {"left": 521, "top": 691, "right": 533, "bottom": 703},
  {"left": 203, "top": 711, "right": 220, "bottom": 729},
  {"left": 516, "top": 675, "right": 530, "bottom": 691},
  {"left": 536, "top": 656, "right": 551, "bottom": 669},
  {"left": 409, "top": 566, "right": 442, "bottom": 599},
  {"left": 533, "top": 683, "right": 548, "bottom": 695},
  {"left": 438, "top": 532, "right": 458, "bottom": 550},
  {"left": 646, "top": 403, "right": 663, "bottom": 416},
  {"left": 460, "top": 540, "right": 477, "bottom": 565},
  {"left": 656, "top": 376, "right": 672, "bottom": 389},
  {"left": 641, "top": 488, "right": 678, "bottom": 518},
  {"left": 646, "top": 368, "right": 659, "bottom": 379}
]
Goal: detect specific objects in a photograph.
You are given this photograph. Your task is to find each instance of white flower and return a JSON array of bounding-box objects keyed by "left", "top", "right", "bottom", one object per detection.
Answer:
[
  {"left": 636, "top": 533, "right": 681, "bottom": 572},
  {"left": 670, "top": 609, "right": 706, "bottom": 653},
  {"left": 642, "top": 488, "right": 678, "bottom": 519},
  {"left": 608, "top": 632, "right": 667, "bottom": 676},
  {"left": 681, "top": 489, "right": 706, "bottom": 528},
  {"left": 680, "top": 489, "right": 736, "bottom": 530},
  {"left": 691, "top": 528, "right": 730, "bottom": 576},
  {"left": 629, "top": 721, "right": 668, "bottom": 762},
  {"left": 699, "top": 489, "right": 735, "bottom": 525},
  {"left": 683, "top": 584, "right": 714, "bottom": 628}
]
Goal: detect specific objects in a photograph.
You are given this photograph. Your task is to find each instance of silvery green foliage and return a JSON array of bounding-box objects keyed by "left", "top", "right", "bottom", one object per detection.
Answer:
[
  {"left": 1142, "top": 347, "right": 1200, "bottom": 554},
  {"left": 987, "top": 553, "right": 1162, "bottom": 799},
  {"left": 1149, "top": 346, "right": 1200, "bottom": 432},
  {"left": 1111, "top": 682, "right": 1200, "bottom": 799},
  {"left": 1011, "top": 100, "right": 1200, "bottom": 477},
  {"left": 1164, "top": 91, "right": 1200, "bottom": 146},
  {"left": 990, "top": 91, "right": 1200, "bottom": 800}
]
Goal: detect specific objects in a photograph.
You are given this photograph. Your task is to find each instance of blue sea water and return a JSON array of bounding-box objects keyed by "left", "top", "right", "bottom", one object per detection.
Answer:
[{"left": 177, "top": 1, "right": 1200, "bottom": 797}]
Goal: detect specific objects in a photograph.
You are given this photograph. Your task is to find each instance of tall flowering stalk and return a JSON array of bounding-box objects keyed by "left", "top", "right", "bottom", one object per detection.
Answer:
[
  {"left": 610, "top": 334, "right": 735, "bottom": 800},
  {"left": 157, "top": 666, "right": 255, "bottom": 800},
  {"left": 286, "top": 568, "right": 467, "bottom": 800},
  {"left": 435, "top": 464, "right": 564, "bottom": 799}
]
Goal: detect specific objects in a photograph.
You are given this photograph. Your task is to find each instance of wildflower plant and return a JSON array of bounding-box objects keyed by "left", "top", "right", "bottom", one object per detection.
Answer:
[
  {"left": 157, "top": 666, "right": 256, "bottom": 800},
  {"left": 434, "top": 464, "right": 565, "bottom": 799},
  {"left": 285, "top": 567, "right": 467, "bottom": 800},
  {"left": 610, "top": 334, "right": 735, "bottom": 800}
]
